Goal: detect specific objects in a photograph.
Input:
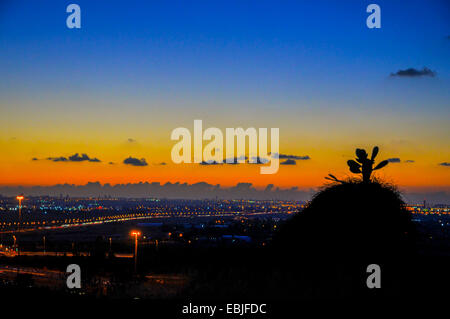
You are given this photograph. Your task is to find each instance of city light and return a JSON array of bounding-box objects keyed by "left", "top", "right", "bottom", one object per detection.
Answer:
[
  {"left": 130, "top": 230, "right": 141, "bottom": 237},
  {"left": 131, "top": 230, "right": 141, "bottom": 274}
]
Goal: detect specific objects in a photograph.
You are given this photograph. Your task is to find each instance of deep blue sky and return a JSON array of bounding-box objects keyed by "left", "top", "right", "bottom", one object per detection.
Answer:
[
  {"left": 1, "top": 0, "right": 448, "bottom": 102},
  {"left": 0, "top": 1, "right": 449, "bottom": 194}
]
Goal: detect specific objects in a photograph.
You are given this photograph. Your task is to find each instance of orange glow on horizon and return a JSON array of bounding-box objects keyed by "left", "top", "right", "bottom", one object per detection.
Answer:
[
  {"left": 1, "top": 158, "right": 449, "bottom": 191},
  {"left": 0, "top": 136, "right": 449, "bottom": 190}
]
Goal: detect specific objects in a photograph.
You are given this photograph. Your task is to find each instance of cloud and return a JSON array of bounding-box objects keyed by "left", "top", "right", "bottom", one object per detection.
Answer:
[
  {"left": 200, "top": 156, "right": 273, "bottom": 165},
  {"left": 390, "top": 67, "right": 436, "bottom": 78},
  {"left": 200, "top": 156, "right": 248, "bottom": 165},
  {"left": 200, "top": 160, "right": 222, "bottom": 165},
  {"left": 31, "top": 157, "right": 38, "bottom": 161},
  {"left": 224, "top": 156, "right": 248, "bottom": 164},
  {"left": 387, "top": 158, "right": 401, "bottom": 163},
  {"left": 68, "top": 153, "right": 101, "bottom": 162},
  {"left": 108, "top": 162, "right": 115, "bottom": 165},
  {"left": 249, "top": 157, "right": 270, "bottom": 164},
  {"left": 158, "top": 162, "right": 167, "bottom": 165},
  {"left": 123, "top": 156, "right": 148, "bottom": 166},
  {"left": 127, "top": 138, "right": 136, "bottom": 143},
  {"left": 280, "top": 159, "right": 296, "bottom": 165},
  {"left": 46, "top": 153, "right": 101, "bottom": 163},
  {"left": 386, "top": 158, "right": 415, "bottom": 164},
  {"left": 271, "top": 153, "right": 310, "bottom": 160},
  {"left": 47, "top": 156, "right": 68, "bottom": 162},
  {"left": 439, "top": 162, "right": 450, "bottom": 167}
]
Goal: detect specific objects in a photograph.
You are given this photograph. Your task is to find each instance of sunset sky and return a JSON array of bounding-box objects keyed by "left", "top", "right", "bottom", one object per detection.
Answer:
[{"left": 0, "top": 0, "right": 449, "bottom": 193}]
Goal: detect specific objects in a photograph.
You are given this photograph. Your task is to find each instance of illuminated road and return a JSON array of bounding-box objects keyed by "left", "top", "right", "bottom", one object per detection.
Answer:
[
  {"left": 0, "top": 250, "right": 132, "bottom": 258},
  {"left": 0, "top": 210, "right": 286, "bottom": 234},
  {"left": 0, "top": 263, "right": 189, "bottom": 298}
]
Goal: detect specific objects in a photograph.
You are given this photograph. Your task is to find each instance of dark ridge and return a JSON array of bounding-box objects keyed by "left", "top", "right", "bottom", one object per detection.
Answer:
[
  {"left": 269, "top": 179, "right": 417, "bottom": 297},
  {"left": 274, "top": 179, "right": 415, "bottom": 258}
]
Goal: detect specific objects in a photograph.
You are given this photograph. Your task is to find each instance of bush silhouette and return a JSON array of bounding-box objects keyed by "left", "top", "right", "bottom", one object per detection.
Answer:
[
  {"left": 275, "top": 179, "right": 414, "bottom": 257},
  {"left": 271, "top": 179, "right": 416, "bottom": 297}
]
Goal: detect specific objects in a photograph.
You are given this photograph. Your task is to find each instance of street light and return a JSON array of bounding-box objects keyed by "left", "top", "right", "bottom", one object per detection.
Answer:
[
  {"left": 12, "top": 235, "right": 17, "bottom": 274},
  {"left": 130, "top": 230, "right": 141, "bottom": 274},
  {"left": 16, "top": 195, "right": 24, "bottom": 256},
  {"left": 12, "top": 235, "right": 16, "bottom": 254}
]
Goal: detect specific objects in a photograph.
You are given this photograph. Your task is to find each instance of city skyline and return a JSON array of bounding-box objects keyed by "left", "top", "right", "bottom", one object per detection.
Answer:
[{"left": 0, "top": 180, "right": 449, "bottom": 204}]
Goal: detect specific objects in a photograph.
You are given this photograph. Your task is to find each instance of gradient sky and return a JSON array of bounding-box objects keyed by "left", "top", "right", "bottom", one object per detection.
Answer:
[{"left": 0, "top": 0, "right": 449, "bottom": 192}]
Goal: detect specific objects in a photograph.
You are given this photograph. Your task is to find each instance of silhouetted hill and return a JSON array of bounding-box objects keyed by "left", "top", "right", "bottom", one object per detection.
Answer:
[
  {"left": 269, "top": 180, "right": 417, "bottom": 297},
  {"left": 274, "top": 180, "right": 416, "bottom": 260}
]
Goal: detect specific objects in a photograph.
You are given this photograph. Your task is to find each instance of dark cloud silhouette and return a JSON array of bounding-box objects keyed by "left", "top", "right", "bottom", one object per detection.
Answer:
[
  {"left": 68, "top": 153, "right": 101, "bottom": 162},
  {"left": 439, "top": 162, "right": 450, "bottom": 167},
  {"left": 108, "top": 162, "right": 115, "bottom": 165},
  {"left": 158, "top": 162, "right": 167, "bottom": 166},
  {"left": 200, "top": 160, "right": 223, "bottom": 165},
  {"left": 272, "top": 153, "right": 310, "bottom": 160},
  {"left": 47, "top": 156, "right": 68, "bottom": 162},
  {"left": 46, "top": 153, "right": 100, "bottom": 163},
  {"left": 31, "top": 157, "right": 38, "bottom": 161},
  {"left": 200, "top": 156, "right": 286, "bottom": 165},
  {"left": 390, "top": 67, "right": 436, "bottom": 78},
  {"left": 123, "top": 156, "right": 148, "bottom": 166},
  {"left": 385, "top": 158, "right": 415, "bottom": 164},
  {"left": 280, "top": 159, "right": 296, "bottom": 165},
  {"left": 200, "top": 156, "right": 249, "bottom": 165},
  {"left": 249, "top": 157, "right": 270, "bottom": 164},
  {"left": 224, "top": 156, "right": 247, "bottom": 164},
  {"left": 127, "top": 138, "right": 136, "bottom": 143}
]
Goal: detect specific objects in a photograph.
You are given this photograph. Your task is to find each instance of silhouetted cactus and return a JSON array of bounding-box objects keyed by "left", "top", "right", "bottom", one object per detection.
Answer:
[{"left": 347, "top": 146, "right": 388, "bottom": 182}]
